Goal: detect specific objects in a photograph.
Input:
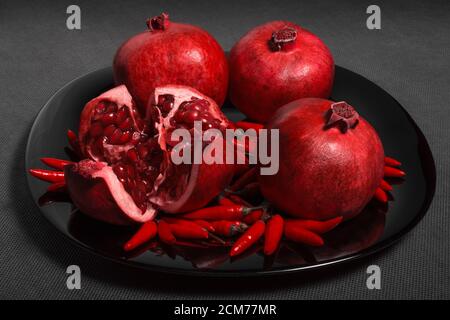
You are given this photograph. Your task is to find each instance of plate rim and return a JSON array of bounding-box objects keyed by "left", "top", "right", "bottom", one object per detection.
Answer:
[{"left": 25, "top": 66, "right": 437, "bottom": 277}]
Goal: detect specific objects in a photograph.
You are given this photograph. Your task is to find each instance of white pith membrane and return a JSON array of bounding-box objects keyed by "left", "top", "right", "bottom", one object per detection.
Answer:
[{"left": 79, "top": 85, "right": 229, "bottom": 217}]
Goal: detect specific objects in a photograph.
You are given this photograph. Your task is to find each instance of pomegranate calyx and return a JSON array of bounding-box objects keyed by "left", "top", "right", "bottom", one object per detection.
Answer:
[
  {"left": 146, "top": 13, "right": 169, "bottom": 31},
  {"left": 326, "top": 101, "right": 359, "bottom": 132},
  {"left": 269, "top": 27, "right": 297, "bottom": 51}
]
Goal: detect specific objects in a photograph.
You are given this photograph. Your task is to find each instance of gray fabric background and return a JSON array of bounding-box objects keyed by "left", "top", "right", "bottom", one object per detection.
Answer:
[{"left": 1, "top": 0, "right": 449, "bottom": 299}]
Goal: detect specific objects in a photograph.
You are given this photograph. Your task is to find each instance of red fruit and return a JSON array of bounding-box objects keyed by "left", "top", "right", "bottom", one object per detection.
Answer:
[
  {"left": 113, "top": 13, "right": 228, "bottom": 112},
  {"left": 229, "top": 21, "right": 334, "bottom": 123},
  {"left": 259, "top": 99, "right": 384, "bottom": 221},
  {"left": 64, "top": 85, "right": 234, "bottom": 225},
  {"left": 65, "top": 160, "right": 156, "bottom": 225}
]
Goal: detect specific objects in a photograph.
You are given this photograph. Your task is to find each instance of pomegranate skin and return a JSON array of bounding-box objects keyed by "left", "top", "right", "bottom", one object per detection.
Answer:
[
  {"left": 229, "top": 21, "right": 334, "bottom": 123},
  {"left": 65, "top": 160, "right": 156, "bottom": 226},
  {"left": 259, "top": 98, "right": 384, "bottom": 221},
  {"left": 113, "top": 14, "right": 229, "bottom": 113}
]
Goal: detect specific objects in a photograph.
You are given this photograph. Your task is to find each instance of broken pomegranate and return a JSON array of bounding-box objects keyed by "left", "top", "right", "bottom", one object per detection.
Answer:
[
  {"left": 113, "top": 13, "right": 229, "bottom": 112},
  {"left": 259, "top": 98, "right": 385, "bottom": 221},
  {"left": 229, "top": 21, "right": 334, "bottom": 123},
  {"left": 64, "top": 84, "right": 234, "bottom": 225}
]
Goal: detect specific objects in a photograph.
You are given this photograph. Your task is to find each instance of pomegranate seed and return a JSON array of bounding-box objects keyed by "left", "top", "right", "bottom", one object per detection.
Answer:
[
  {"left": 109, "top": 128, "right": 123, "bottom": 144},
  {"left": 126, "top": 165, "right": 136, "bottom": 178},
  {"left": 103, "top": 124, "right": 116, "bottom": 137},
  {"left": 106, "top": 103, "right": 118, "bottom": 113},
  {"left": 137, "top": 144, "right": 149, "bottom": 159},
  {"left": 183, "top": 110, "right": 200, "bottom": 122},
  {"left": 89, "top": 121, "right": 104, "bottom": 137},
  {"left": 139, "top": 133, "right": 149, "bottom": 143},
  {"left": 127, "top": 148, "right": 139, "bottom": 162},
  {"left": 95, "top": 102, "right": 107, "bottom": 114},
  {"left": 116, "top": 107, "right": 128, "bottom": 124},
  {"left": 101, "top": 113, "right": 117, "bottom": 125},
  {"left": 118, "top": 131, "right": 132, "bottom": 144},
  {"left": 113, "top": 165, "right": 126, "bottom": 179},
  {"left": 131, "top": 132, "right": 141, "bottom": 145},
  {"left": 118, "top": 117, "right": 133, "bottom": 130}
]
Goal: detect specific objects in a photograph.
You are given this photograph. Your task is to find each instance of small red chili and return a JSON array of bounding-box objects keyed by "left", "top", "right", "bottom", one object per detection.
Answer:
[
  {"left": 380, "top": 179, "right": 393, "bottom": 191},
  {"left": 230, "top": 220, "right": 265, "bottom": 257},
  {"left": 181, "top": 205, "right": 260, "bottom": 221},
  {"left": 229, "top": 167, "right": 258, "bottom": 192},
  {"left": 123, "top": 221, "right": 158, "bottom": 252},
  {"left": 284, "top": 224, "right": 324, "bottom": 247},
  {"left": 193, "top": 220, "right": 215, "bottom": 233},
  {"left": 169, "top": 223, "right": 209, "bottom": 240},
  {"left": 67, "top": 129, "right": 82, "bottom": 156},
  {"left": 285, "top": 216, "right": 343, "bottom": 234},
  {"left": 29, "top": 169, "right": 65, "bottom": 183},
  {"left": 47, "top": 182, "right": 67, "bottom": 193},
  {"left": 263, "top": 214, "right": 284, "bottom": 255},
  {"left": 217, "top": 195, "right": 236, "bottom": 206},
  {"left": 242, "top": 209, "right": 264, "bottom": 225},
  {"left": 385, "top": 156, "right": 401, "bottom": 167},
  {"left": 210, "top": 220, "right": 248, "bottom": 237},
  {"left": 158, "top": 220, "right": 176, "bottom": 244},
  {"left": 374, "top": 187, "right": 388, "bottom": 203},
  {"left": 234, "top": 121, "right": 264, "bottom": 131},
  {"left": 40, "top": 157, "right": 74, "bottom": 170},
  {"left": 384, "top": 166, "right": 406, "bottom": 178}
]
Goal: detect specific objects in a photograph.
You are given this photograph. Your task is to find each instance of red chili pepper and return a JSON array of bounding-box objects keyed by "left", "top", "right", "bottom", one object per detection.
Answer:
[
  {"left": 210, "top": 220, "right": 248, "bottom": 237},
  {"left": 229, "top": 167, "right": 258, "bottom": 192},
  {"left": 380, "top": 179, "right": 393, "bottom": 191},
  {"left": 284, "top": 224, "right": 324, "bottom": 247},
  {"left": 285, "top": 216, "right": 343, "bottom": 234},
  {"left": 230, "top": 220, "right": 265, "bottom": 257},
  {"left": 47, "top": 182, "right": 67, "bottom": 193},
  {"left": 158, "top": 220, "right": 176, "bottom": 244},
  {"left": 374, "top": 187, "right": 388, "bottom": 203},
  {"left": 227, "top": 194, "right": 252, "bottom": 206},
  {"left": 217, "top": 195, "right": 236, "bottom": 206},
  {"left": 235, "top": 121, "right": 264, "bottom": 131},
  {"left": 193, "top": 220, "right": 215, "bottom": 233},
  {"left": 385, "top": 156, "right": 401, "bottom": 167},
  {"left": 242, "top": 209, "right": 264, "bottom": 224},
  {"left": 384, "top": 166, "right": 406, "bottom": 178},
  {"left": 181, "top": 205, "right": 259, "bottom": 221},
  {"left": 29, "top": 169, "right": 65, "bottom": 183},
  {"left": 264, "top": 214, "right": 284, "bottom": 255},
  {"left": 169, "top": 223, "right": 209, "bottom": 239},
  {"left": 123, "top": 221, "right": 158, "bottom": 251},
  {"left": 67, "top": 129, "right": 82, "bottom": 156},
  {"left": 40, "top": 157, "right": 74, "bottom": 170}
]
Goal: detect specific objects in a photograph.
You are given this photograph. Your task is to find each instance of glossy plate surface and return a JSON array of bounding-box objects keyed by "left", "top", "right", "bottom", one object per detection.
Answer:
[{"left": 25, "top": 66, "right": 436, "bottom": 276}]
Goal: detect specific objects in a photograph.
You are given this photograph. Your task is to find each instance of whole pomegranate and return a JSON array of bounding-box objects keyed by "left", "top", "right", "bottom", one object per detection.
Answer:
[
  {"left": 259, "top": 98, "right": 384, "bottom": 221},
  {"left": 113, "top": 13, "right": 229, "bottom": 112},
  {"left": 229, "top": 21, "right": 334, "bottom": 123},
  {"left": 65, "top": 85, "right": 234, "bottom": 225}
]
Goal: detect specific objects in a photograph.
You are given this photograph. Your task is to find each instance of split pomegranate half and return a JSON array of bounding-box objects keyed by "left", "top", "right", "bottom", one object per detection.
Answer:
[{"left": 65, "top": 85, "right": 234, "bottom": 225}]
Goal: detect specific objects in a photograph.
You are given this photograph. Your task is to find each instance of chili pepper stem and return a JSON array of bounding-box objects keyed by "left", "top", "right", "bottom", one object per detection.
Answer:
[{"left": 207, "top": 232, "right": 226, "bottom": 244}]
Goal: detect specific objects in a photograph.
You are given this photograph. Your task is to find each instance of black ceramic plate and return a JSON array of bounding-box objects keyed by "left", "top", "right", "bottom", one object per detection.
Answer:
[{"left": 26, "top": 66, "right": 436, "bottom": 276}]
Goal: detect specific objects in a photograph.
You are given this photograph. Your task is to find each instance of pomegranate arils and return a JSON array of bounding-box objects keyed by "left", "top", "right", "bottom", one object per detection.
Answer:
[
  {"left": 89, "top": 122, "right": 103, "bottom": 137},
  {"left": 170, "top": 97, "right": 222, "bottom": 131}
]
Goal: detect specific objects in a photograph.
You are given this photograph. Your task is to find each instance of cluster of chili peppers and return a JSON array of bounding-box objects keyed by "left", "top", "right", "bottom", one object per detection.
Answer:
[{"left": 29, "top": 121, "right": 406, "bottom": 259}]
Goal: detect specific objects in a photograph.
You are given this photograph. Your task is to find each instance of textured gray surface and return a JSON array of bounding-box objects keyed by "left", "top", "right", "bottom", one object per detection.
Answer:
[{"left": 1, "top": 0, "right": 449, "bottom": 299}]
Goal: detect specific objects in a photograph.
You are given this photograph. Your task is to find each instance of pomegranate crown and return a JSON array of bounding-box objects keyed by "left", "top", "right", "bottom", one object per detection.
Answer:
[
  {"left": 326, "top": 101, "right": 359, "bottom": 132},
  {"left": 146, "top": 12, "right": 170, "bottom": 31},
  {"left": 269, "top": 27, "right": 297, "bottom": 51}
]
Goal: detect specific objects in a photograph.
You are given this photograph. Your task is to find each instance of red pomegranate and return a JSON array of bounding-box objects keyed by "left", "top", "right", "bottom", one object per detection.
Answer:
[
  {"left": 113, "top": 13, "right": 229, "bottom": 112},
  {"left": 229, "top": 21, "right": 334, "bottom": 123},
  {"left": 65, "top": 85, "right": 234, "bottom": 225},
  {"left": 258, "top": 98, "right": 384, "bottom": 221}
]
